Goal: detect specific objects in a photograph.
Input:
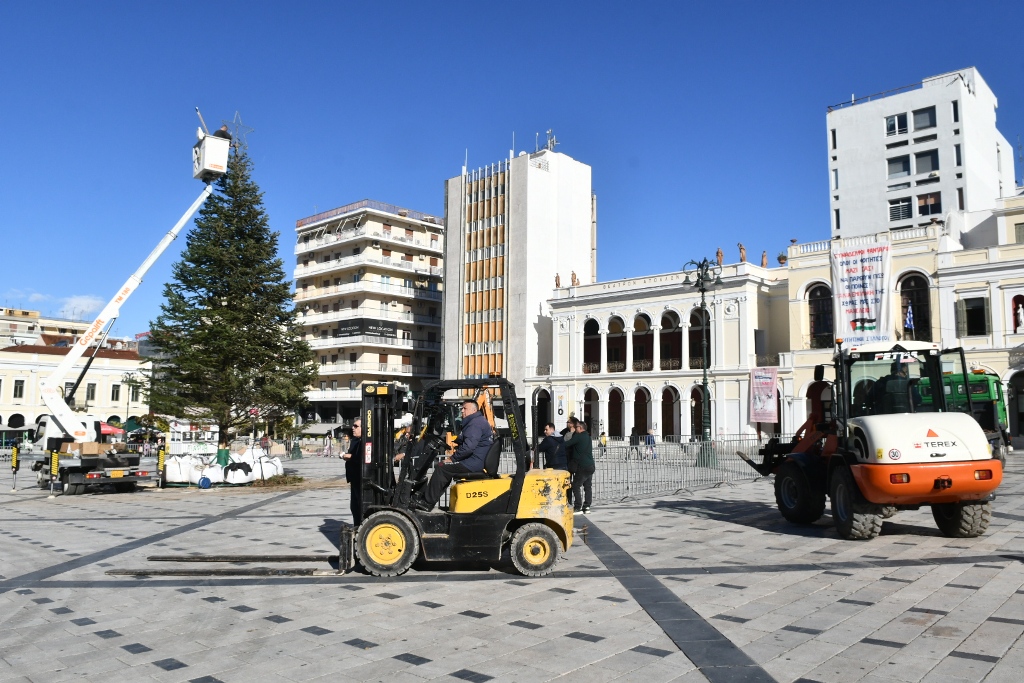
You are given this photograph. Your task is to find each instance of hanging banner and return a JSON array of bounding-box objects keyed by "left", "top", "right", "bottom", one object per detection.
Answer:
[
  {"left": 830, "top": 239, "right": 894, "bottom": 345},
  {"left": 552, "top": 386, "right": 569, "bottom": 420},
  {"left": 750, "top": 367, "right": 778, "bottom": 423}
]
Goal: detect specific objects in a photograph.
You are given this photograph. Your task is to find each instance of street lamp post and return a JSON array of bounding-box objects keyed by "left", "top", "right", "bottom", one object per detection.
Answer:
[{"left": 682, "top": 258, "right": 722, "bottom": 442}]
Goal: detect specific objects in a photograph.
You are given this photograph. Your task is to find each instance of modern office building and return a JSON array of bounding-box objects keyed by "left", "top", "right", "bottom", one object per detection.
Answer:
[
  {"left": 826, "top": 67, "right": 1016, "bottom": 238},
  {"left": 441, "top": 143, "right": 597, "bottom": 393},
  {"left": 293, "top": 199, "right": 444, "bottom": 425}
]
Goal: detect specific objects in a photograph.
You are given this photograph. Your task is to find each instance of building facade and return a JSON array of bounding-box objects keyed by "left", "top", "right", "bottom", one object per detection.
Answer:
[
  {"left": 441, "top": 146, "right": 596, "bottom": 391},
  {"left": 826, "top": 67, "right": 1015, "bottom": 239},
  {"left": 522, "top": 261, "right": 792, "bottom": 439},
  {"left": 293, "top": 199, "right": 444, "bottom": 424},
  {"left": 0, "top": 345, "right": 150, "bottom": 431}
]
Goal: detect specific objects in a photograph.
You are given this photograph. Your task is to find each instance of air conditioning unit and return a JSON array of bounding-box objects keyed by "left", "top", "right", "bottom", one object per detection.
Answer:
[
  {"left": 929, "top": 172, "right": 938, "bottom": 177},
  {"left": 419, "top": 254, "right": 426, "bottom": 260},
  {"left": 372, "top": 240, "right": 380, "bottom": 248},
  {"left": 391, "top": 300, "right": 399, "bottom": 307},
  {"left": 312, "top": 326, "right": 319, "bottom": 333}
]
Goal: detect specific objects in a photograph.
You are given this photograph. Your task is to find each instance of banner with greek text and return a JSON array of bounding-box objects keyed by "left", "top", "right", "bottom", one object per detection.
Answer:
[
  {"left": 830, "top": 240, "right": 894, "bottom": 345},
  {"left": 750, "top": 367, "right": 778, "bottom": 423}
]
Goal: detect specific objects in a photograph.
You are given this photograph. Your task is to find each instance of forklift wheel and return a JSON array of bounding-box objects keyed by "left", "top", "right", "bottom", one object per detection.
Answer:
[
  {"left": 510, "top": 523, "right": 561, "bottom": 577},
  {"left": 355, "top": 511, "right": 420, "bottom": 577},
  {"left": 774, "top": 461, "right": 825, "bottom": 524}
]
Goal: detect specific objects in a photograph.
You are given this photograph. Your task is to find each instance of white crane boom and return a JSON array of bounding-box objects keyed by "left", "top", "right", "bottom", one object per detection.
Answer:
[{"left": 38, "top": 184, "right": 214, "bottom": 442}]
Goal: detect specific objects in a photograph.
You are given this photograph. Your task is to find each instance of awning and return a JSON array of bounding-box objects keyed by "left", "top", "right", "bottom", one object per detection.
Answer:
[
  {"left": 299, "top": 422, "right": 341, "bottom": 436},
  {"left": 100, "top": 422, "right": 125, "bottom": 436}
]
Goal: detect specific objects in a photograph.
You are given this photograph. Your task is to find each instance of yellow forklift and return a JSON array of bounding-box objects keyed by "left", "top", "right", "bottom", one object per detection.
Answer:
[{"left": 353, "top": 379, "right": 572, "bottom": 577}]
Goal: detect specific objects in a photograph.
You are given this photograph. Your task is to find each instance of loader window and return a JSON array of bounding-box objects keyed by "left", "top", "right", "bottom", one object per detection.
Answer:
[{"left": 849, "top": 353, "right": 931, "bottom": 415}]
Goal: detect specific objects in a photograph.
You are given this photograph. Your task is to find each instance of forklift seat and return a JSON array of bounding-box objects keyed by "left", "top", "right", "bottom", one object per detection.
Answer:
[{"left": 455, "top": 440, "right": 503, "bottom": 481}]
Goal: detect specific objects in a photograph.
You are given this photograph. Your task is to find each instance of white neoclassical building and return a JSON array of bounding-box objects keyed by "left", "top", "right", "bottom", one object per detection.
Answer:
[{"left": 522, "top": 261, "right": 792, "bottom": 440}]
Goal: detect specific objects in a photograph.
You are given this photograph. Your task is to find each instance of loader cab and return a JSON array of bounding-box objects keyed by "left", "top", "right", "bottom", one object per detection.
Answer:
[{"left": 834, "top": 342, "right": 972, "bottom": 423}]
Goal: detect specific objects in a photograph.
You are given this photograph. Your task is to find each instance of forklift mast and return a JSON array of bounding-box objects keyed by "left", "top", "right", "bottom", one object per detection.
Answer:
[{"left": 360, "top": 383, "right": 408, "bottom": 511}]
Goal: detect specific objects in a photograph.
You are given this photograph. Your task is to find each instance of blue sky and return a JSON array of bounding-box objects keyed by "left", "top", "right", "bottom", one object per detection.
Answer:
[{"left": 2, "top": 1, "right": 1022, "bottom": 337}]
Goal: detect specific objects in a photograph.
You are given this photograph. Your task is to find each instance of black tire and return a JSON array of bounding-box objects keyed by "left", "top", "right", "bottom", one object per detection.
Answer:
[
  {"left": 61, "top": 473, "right": 83, "bottom": 496},
  {"left": 774, "top": 461, "right": 826, "bottom": 524},
  {"left": 114, "top": 482, "right": 137, "bottom": 493},
  {"left": 510, "top": 523, "right": 561, "bottom": 577},
  {"left": 830, "top": 466, "right": 882, "bottom": 540},
  {"left": 932, "top": 502, "right": 991, "bottom": 538},
  {"left": 355, "top": 511, "right": 420, "bottom": 577}
]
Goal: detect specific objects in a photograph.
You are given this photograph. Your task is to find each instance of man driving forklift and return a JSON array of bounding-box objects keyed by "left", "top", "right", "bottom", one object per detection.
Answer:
[{"left": 410, "top": 399, "right": 492, "bottom": 511}]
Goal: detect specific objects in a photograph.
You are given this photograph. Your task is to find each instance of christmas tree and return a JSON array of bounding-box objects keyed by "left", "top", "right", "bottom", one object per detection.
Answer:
[{"left": 148, "top": 148, "right": 316, "bottom": 445}]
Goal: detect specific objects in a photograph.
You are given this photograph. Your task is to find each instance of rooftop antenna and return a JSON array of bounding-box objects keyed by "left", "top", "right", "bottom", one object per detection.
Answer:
[
  {"left": 195, "top": 107, "right": 210, "bottom": 135},
  {"left": 535, "top": 132, "right": 539, "bottom": 152},
  {"left": 545, "top": 129, "right": 559, "bottom": 151}
]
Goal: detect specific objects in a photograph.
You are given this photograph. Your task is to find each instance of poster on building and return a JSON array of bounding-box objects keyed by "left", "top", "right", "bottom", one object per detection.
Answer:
[
  {"left": 749, "top": 367, "right": 778, "bottom": 423},
  {"left": 552, "top": 386, "right": 569, "bottom": 420},
  {"left": 336, "top": 318, "right": 398, "bottom": 338},
  {"left": 830, "top": 239, "right": 894, "bottom": 345}
]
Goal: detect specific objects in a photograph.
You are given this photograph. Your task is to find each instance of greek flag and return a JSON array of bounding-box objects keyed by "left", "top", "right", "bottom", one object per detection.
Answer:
[{"left": 905, "top": 304, "right": 914, "bottom": 330}]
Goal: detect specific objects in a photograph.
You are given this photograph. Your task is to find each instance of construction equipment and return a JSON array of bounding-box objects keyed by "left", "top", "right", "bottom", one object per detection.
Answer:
[
  {"left": 22, "top": 115, "right": 227, "bottom": 494},
  {"left": 745, "top": 341, "right": 1002, "bottom": 539},
  {"left": 353, "top": 379, "right": 573, "bottom": 577}
]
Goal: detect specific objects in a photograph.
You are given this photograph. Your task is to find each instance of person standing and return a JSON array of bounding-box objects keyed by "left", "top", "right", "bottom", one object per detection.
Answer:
[
  {"left": 564, "top": 420, "right": 595, "bottom": 514},
  {"left": 342, "top": 420, "right": 363, "bottom": 525},
  {"left": 537, "top": 423, "right": 567, "bottom": 469}
]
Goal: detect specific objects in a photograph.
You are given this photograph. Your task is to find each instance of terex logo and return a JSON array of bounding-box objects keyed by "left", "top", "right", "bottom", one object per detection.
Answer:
[{"left": 923, "top": 440, "right": 957, "bottom": 448}]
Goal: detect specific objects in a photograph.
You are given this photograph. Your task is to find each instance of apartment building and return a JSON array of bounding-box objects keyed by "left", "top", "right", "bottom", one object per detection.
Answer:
[
  {"left": 441, "top": 144, "right": 596, "bottom": 392},
  {"left": 826, "top": 67, "right": 1015, "bottom": 238},
  {"left": 293, "top": 199, "right": 444, "bottom": 424}
]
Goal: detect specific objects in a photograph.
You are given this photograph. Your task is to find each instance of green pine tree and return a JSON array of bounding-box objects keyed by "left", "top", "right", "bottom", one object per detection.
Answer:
[{"left": 148, "top": 148, "right": 316, "bottom": 445}]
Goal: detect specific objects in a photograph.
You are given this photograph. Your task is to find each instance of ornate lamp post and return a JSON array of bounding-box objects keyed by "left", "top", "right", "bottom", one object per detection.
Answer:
[{"left": 682, "top": 258, "right": 722, "bottom": 441}]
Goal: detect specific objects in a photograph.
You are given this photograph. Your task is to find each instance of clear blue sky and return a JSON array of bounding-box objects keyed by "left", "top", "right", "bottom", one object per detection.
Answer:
[{"left": 2, "top": 1, "right": 1022, "bottom": 337}]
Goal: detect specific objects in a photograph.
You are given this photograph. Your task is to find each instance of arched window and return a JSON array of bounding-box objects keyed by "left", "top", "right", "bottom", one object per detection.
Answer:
[
  {"left": 688, "top": 309, "right": 712, "bottom": 369},
  {"left": 808, "top": 285, "right": 834, "bottom": 349},
  {"left": 900, "top": 275, "right": 932, "bottom": 342}
]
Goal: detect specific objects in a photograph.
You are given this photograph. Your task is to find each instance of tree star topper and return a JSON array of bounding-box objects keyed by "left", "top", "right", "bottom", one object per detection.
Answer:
[{"left": 221, "top": 111, "right": 255, "bottom": 151}]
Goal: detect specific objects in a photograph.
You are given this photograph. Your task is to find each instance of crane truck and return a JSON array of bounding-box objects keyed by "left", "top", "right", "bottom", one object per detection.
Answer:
[
  {"left": 746, "top": 340, "right": 1002, "bottom": 539},
  {"left": 18, "top": 117, "right": 230, "bottom": 495}
]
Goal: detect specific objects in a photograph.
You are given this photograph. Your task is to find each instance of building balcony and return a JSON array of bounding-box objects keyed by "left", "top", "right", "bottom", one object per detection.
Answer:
[
  {"left": 295, "top": 280, "right": 442, "bottom": 304},
  {"left": 526, "top": 365, "right": 551, "bottom": 377},
  {"left": 294, "top": 252, "right": 443, "bottom": 280},
  {"left": 632, "top": 359, "right": 653, "bottom": 372},
  {"left": 295, "top": 225, "right": 444, "bottom": 257},
  {"left": 299, "top": 307, "right": 441, "bottom": 327},
  {"left": 308, "top": 335, "right": 441, "bottom": 351},
  {"left": 660, "top": 358, "right": 682, "bottom": 370},
  {"left": 315, "top": 362, "right": 440, "bottom": 377},
  {"left": 306, "top": 388, "right": 363, "bottom": 402}
]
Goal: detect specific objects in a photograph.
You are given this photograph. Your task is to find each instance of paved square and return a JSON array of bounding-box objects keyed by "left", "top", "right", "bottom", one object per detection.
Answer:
[{"left": 1, "top": 456, "right": 1022, "bottom": 682}]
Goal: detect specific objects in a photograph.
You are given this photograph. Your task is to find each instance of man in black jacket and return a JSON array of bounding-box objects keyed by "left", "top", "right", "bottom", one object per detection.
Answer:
[
  {"left": 537, "top": 423, "right": 567, "bottom": 469},
  {"left": 342, "top": 420, "right": 363, "bottom": 525}
]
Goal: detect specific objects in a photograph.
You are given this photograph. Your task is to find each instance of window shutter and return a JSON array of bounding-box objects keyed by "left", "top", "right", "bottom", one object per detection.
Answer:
[
  {"left": 955, "top": 299, "right": 967, "bottom": 337},
  {"left": 983, "top": 297, "right": 991, "bottom": 335}
]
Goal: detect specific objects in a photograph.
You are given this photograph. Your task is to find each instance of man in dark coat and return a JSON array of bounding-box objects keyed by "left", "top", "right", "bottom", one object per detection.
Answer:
[
  {"left": 342, "top": 420, "right": 363, "bottom": 525},
  {"left": 537, "top": 422, "right": 567, "bottom": 469},
  {"left": 413, "top": 400, "right": 492, "bottom": 510},
  {"left": 564, "top": 420, "right": 595, "bottom": 514}
]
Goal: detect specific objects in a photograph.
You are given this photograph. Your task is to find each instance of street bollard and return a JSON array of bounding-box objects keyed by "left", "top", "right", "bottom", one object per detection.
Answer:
[
  {"left": 48, "top": 451, "right": 59, "bottom": 498},
  {"left": 10, "top": 446, "right": 18, "bottom": 492}
]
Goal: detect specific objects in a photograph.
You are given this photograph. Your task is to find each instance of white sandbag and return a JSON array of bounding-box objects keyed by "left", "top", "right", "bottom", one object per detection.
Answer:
[
  {"left": 224, "top": 464, "right": 255, "bottom": 485},
  {"left": 166, "top": 455, "right": 197, "bottom": 484},
  {"left": 254, "top": 455, "right": 282, "bottom": 480},
  {"left": 187, "top": 461, "right": 207, "bottom": 485},
  {"left": 204, "top": 463, "right": 225, "bottom": 484}
]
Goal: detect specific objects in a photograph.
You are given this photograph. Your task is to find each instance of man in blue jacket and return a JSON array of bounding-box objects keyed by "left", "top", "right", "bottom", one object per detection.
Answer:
[{"left": 412, "top": 400, "right": 493, "bottom": 511}]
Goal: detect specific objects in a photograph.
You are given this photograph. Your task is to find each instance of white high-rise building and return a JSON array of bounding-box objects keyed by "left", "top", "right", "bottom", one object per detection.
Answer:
[
  {"left": 826, "top": 67, "right": 1016, "bottom": 238},
  {"left": 293, "top": 200, "right": 444, "bottom": 425},
  {"left": 441, "top": 145, "right": 596, "bottom": 392}
]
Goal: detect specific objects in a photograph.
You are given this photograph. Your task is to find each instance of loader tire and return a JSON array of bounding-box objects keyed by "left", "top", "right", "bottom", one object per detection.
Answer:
[
  {"left": 356, "top": 511, "right": 419, "bottom": 577},
  {"left": 932, "top": 502, "right": 991, "bottom": 538},
  {"left": 774, "top": 461, "right": 825, "bottom": 524},
  {"left": 830, "top": 466, "right": 882, "bottom": 540},
  {"left": 510, "top": 523, "right": 561, "bottom": 577}
]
